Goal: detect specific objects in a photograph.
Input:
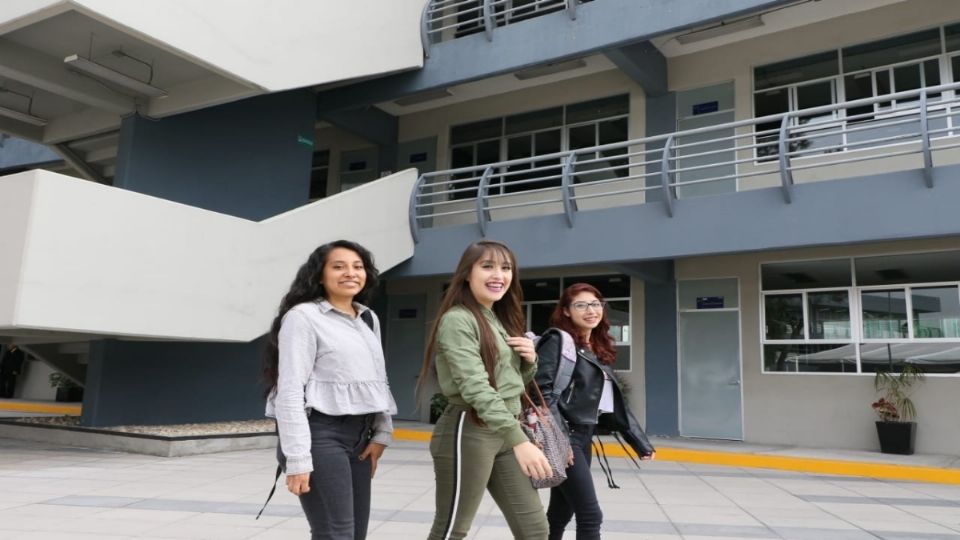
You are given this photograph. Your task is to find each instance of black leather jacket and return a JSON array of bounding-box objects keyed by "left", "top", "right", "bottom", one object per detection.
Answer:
[{"left": 535, "top": 331, "right": 655, "bottom": 457}]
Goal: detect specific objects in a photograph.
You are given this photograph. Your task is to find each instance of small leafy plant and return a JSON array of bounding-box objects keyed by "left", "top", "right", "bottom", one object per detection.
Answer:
[
  {"left": 430, "top": 392, "right": 449, "bottom": 419},
  {"left": 48, "top": 372, "right": 80, "bottom": 389},
  {"left": 872, "top": 365, "right": 924, "bottom": 422}
]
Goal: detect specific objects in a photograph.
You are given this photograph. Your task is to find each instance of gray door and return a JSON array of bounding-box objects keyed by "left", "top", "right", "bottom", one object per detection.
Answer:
[
  {"left": 675, "top": 83, "right": 736, "bottom": 199},
  {"left": 678, "top": 279, "right": 743, "bottom": 439},
  {"left": 384, "top": 294, "right": 426, "bottom": 420}
]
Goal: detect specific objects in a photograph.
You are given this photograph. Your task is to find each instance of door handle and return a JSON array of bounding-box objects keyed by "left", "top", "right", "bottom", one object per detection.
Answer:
[{"left": 729, "top": 379, "right": 741, "bottom": 386}]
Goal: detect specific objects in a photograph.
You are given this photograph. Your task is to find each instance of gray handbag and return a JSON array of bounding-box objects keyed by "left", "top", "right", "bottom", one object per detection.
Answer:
[{"left": 520, "top": 380, "right": 574, "bottom": 489}]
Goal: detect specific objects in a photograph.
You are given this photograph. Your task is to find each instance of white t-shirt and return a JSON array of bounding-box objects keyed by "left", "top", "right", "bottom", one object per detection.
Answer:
[{"left": 598, "top": 371, "right": 615, "bottom": 414}]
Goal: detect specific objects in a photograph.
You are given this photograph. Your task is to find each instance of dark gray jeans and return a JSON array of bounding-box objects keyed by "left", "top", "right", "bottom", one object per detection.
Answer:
[{"left": 278, "top": 411, "right": 374, "bottom": 540}]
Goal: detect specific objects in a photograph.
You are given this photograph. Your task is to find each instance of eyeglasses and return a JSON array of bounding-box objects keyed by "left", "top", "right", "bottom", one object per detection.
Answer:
[{"left": 570, "top": 301, "right": 605, "bottom": 312}]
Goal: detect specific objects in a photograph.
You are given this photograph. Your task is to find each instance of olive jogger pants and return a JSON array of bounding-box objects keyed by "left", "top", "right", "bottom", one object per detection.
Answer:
[{"left": 427, "top": 405, "right": 548, "bottom": 540}]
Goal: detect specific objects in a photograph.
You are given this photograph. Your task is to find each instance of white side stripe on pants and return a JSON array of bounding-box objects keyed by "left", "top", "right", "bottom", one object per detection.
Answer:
[{"left": 442, "top": 410, "right": 467, "bottom": 540}]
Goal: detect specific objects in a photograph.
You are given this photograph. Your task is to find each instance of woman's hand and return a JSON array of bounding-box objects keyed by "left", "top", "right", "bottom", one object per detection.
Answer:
[
  {"left": 642, "top": 451, "right": 656, "bottom": 461},
  {"left": 506, "top": 336, "right": 537, "bottom": 363},
  {"left": 513, "top": 441, "right": 552, "bottom": 480},
  {"left": 286, "top": 472, "right": 311, "bottom": 496},
  {"left": 359, "top": 442, "right": 387, "bottom": 477}
]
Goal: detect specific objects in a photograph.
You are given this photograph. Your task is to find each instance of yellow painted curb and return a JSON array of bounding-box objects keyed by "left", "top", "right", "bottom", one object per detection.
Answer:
[
  {"left": 394, "top": 428, "right": 432, "bottom": 442},
  {"left": 0, "top": 402, "right": 82, "bottom": 415},
  {"left": 393, "top": 428, "right": 960, "bottom": 485}
]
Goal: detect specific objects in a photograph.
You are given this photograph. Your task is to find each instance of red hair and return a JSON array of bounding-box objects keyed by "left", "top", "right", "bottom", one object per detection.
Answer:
[{"left": 549, "top": 283, "right": 617, "bottom": 365}]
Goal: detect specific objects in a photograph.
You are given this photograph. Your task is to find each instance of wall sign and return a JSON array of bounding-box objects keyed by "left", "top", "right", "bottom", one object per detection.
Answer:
[
  {"left": 696, "top": 296, "right": 725, "bottom": 309},
  {"left": 692, "top": 101, "right": 719, "bottom": 116}
]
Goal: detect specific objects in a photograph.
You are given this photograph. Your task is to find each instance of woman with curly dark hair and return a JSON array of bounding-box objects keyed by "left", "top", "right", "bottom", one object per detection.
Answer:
[
  {"left": 263, "top": 239, "right": 396, "bottom": 539},
  {"left": 535, "top": 283, "right": 655, "bottom": 540}
]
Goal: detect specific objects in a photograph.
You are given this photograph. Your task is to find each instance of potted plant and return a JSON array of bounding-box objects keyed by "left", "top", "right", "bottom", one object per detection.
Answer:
[
  {"left": 871, "top": 365, "right": 924, "bottom": 455},
  {"left": 429, "top": 392, "right": 448, "bottom": 424},
  {"left": 49, "top": 372, "right": 84, "bottom": 402}
]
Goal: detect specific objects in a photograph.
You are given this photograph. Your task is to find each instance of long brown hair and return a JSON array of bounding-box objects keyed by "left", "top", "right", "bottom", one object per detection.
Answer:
[
  {"left": 550, "top": 283, "right": 617, "bottom": 365},
  {"left": 417, "top": 240, "right": 525, "bottom": 398}
]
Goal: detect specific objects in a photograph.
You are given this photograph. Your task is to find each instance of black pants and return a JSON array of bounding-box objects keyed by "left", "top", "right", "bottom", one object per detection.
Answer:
[
  {"left": 547, "top": 424, "right": 603, "bottom": 540},
  {"left": 278, "top": 412, "right": 374, "bottom": 540}
]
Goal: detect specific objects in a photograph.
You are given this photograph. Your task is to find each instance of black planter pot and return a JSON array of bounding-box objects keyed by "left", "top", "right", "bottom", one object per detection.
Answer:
[
  {"left": 55, "top": 387, "right": 84, "bottom": 402},
  {"left": 875, "top": 421, "right": 916, "bottom": 455}
]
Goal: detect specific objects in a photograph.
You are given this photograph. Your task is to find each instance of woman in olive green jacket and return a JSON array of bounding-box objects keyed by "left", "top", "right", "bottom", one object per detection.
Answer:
[{"left": 419, "top": 240, "right": 551, "bottom": 540}]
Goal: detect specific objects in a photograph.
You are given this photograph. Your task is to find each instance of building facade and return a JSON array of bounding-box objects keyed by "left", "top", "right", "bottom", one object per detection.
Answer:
[{"left": 1, "top": 0, "right": 959, "bottom": 454}]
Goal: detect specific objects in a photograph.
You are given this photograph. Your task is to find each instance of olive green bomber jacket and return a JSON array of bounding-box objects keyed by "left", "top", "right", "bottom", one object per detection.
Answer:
[{"left": 434, "top": 306, "right": 536, "bottom": 447}]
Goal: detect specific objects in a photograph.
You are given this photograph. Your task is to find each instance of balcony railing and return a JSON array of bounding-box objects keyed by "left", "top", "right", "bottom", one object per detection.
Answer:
[
  {"left": 421, "top": 0, "right": 583, "bottom": 50},
  {"left": 409, "top": 82, "right": 960, "bottom": 242}
]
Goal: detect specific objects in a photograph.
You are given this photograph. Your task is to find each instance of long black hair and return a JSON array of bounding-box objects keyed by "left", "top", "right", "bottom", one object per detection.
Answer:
[{"left": 262, "top": 240, "right": 380, "bottom": 397}]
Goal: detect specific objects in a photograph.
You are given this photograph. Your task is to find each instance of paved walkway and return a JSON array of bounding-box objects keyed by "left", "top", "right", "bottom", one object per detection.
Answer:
[{"left": 2, "top": 436, "right": 960, "bottom": 540}]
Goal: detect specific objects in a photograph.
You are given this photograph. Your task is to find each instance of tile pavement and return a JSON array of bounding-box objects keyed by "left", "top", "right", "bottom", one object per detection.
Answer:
[{"left": 1, "top": 436, "right": 959, "bottom": 539}]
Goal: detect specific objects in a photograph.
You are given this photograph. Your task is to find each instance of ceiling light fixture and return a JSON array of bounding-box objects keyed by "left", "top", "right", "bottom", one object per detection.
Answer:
[
  {"left": 394, "top": 88, "right": 453, "bottom": 106},
  {"left": 0, "top": 88, "right": 47, "bottom": 126},
  {"left": 514, "top": 59, "right": 587, "bottom": 80},
  {"left": 64, "top": 54, "right": 167, "bottom": 99},
  {"left": 675, "top": 15, "right": 764, "bottom": 45}
]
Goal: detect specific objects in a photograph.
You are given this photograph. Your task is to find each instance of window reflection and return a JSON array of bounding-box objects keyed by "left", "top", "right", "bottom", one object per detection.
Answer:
[
  {"left": 763, "top": 344, "right": 857, "bottom": 373},
  {"left": 912, "top": 286, "right": 960, "bottom": 338},
  {"left": 807, "top": 291, "right": 850, "bottom": 339},
  {"left": 861, "top": 289, "right": 908, "bottom": 339},
  {"left": 860, "top": 342, "right": 960, "bottom": 374}
]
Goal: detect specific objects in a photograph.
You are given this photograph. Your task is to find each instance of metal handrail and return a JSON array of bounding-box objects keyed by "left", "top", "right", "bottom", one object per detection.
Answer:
[
  {"left": 408, "top": 82, "right": 960, "bottom": 241},
  {"left": 422, "top": 0, "right": 577, "bottom": 47}
]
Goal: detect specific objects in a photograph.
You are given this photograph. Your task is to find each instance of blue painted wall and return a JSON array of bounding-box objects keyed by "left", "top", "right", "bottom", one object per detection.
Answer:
[
  {"left": 644, "top": 278, "right": 679, "bottom": 436},
  {"left": 82, "top": 91, "right": 317, "bottom": 427},
  {"left": 114, "top": 90, "right": 315, "bottom": 220},
  {"left": 82, "top": 339, "right": 265, "bottom": 426}
]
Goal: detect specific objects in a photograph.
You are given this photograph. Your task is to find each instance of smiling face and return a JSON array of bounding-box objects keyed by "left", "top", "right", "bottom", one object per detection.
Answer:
[
  {"left": 563, "top": 291, "right": 603, "bottom": 336},
  {"left": 466, "top": 249, "right": 513, "bottom": 309},
  {"left": 322, "top": 247, "right": 366, "bottom": 304}
]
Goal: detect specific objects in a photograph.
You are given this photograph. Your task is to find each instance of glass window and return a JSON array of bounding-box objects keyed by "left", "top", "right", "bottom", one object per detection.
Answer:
[
  {"left": 521, "top": 278, "right": 561, "bottom": 302},
  {"left": 860, "top": 342, "right": 960, "bottom": 374},
  {"left": 572, "top": 274, "right": 630, "bottom": 299},
  {"left": 754, "top": 51, "right": 839, "bottom": 90},
  {"left": 947, "top": 22, "right": 960, "bottom": 52},
  {"left": 796, "top": 81, "right": 836, "bottom": 124},
  {"left": 451, "top": 118, "right": 502, "bottom": 145},
  {"left": 529, "top": 303, "right": 554, "bottom": 335},
  {"left": 505, "top": 107, "right": 562, "bottom": 135},
  {"left": 607, "top": 299, "right": 630, "bottom": 344},
  {"left": 844, "top": 72, "right": 876, "bottom": 120},
  {"left": 761, "top": 259, "right": 852, "bottom": 290},
  {"left": 807, "top": 291, "right": 851, "bottom": 339},
  {"left": 842, "top": 29, "right": 941, "bottom": 72},
  {"left": 861, "top": 289, "right": 908, "bottom": 339},
  {"left": 309, "top": 150, "right": 329, "bottom": 200},
  {"left": 764, "top": 294, "right": 804, "bottom": 340},
  {"left": 912, "top": 286, "right": 960, "bottom": 338},
  {"left": 856, "top": 251, "right": 960, "bottom": 285},
  {"left": 764, "top": 343, "right": 856, "bottom": 372},
  {"left": 566, "top": 94, "right": 629, "bottom": 124}
]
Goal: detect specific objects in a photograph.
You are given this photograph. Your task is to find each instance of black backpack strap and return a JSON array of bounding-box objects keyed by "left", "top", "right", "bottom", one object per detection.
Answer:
[
  {"left": 255, "top": 464, "right": 283, "bottom": 520},
  {"left": 591, "top": 434, "right": 620, "bottom": 489},
  {"left": 360, "top": 310, "right": 376, "bottom": 333},
  {"left": 613, "top": 431, "right": 644, "bottom": 472}
]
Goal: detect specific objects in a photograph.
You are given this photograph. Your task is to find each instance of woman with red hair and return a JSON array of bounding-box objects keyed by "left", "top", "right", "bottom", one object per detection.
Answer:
[{"left": 535, "top": 282, "right": 655, "bottom": 540}]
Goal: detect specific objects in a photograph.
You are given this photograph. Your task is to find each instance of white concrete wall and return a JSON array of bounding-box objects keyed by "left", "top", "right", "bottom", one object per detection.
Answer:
[
  {"left": 0, "top": 0, "right": 426, "bottom": 91},
  {"left": 0, "top": 168, "right": 417, "bottom": 342},
  {"left": 15, "top": 358, "right": 56, "bottom": 401},
  {"left": 676, "top": 237, "right": 960, "bottom": 455}
]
